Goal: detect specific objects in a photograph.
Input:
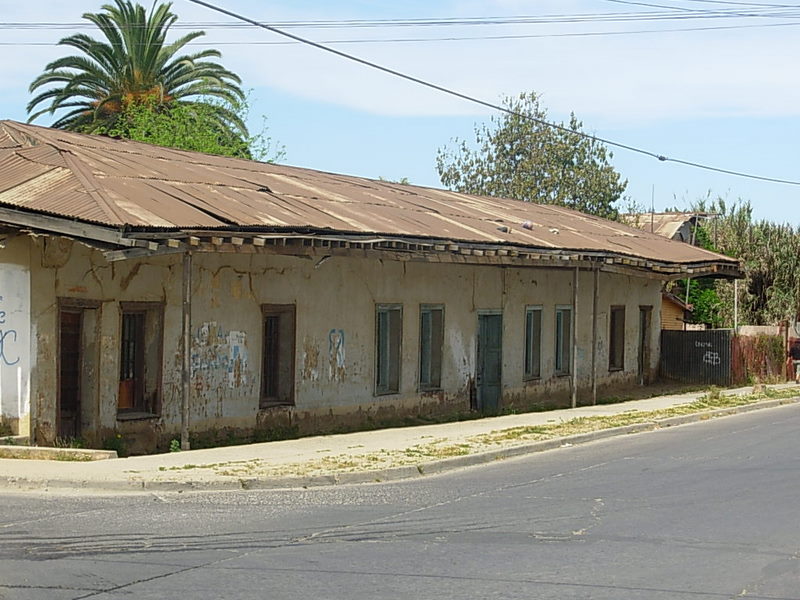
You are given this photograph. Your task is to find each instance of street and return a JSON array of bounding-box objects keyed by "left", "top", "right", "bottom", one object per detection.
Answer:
[{"left": 1, "top": 404, "right": 799, "bottom": 600}]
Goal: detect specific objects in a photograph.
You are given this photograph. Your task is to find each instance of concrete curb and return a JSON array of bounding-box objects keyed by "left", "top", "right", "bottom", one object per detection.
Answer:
[
  {"left": 2, "top": 435, "right": 29, "bottom": 446},
  {"left": 1, "top": 397, "right": 798, "bottom": 494}
]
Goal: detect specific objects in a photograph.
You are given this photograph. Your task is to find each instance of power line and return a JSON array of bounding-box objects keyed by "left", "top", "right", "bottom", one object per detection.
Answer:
[
  {"left": 180, "top": 0, "right": 800, "bottom": 187},
  {"left": 603, "top": 0, "right": 800, "bottom": 18},
  {"left": 7, "top": 3, "right": 800, "bottom": 48},
  {"left": 4, "top": 4, "right": 800, "bottom": 30},
  {"left": 681, "top": 0, "right": 800, "bottom": 6},
  {"left": 3, "top": 18, "right": 800, "bottom": 46}
]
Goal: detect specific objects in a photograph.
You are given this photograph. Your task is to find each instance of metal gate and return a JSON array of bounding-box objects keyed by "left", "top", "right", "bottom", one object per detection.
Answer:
[{"left": 660, "top": 329, "right": 732, "bottom": 386}]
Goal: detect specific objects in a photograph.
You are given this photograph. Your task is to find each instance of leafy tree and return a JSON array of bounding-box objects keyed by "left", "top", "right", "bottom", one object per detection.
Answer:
[
  {"left": 686, "top": 284, "right": 723, "bottom": 327},
  {"left": 668, "top": 216, "right": 724, "bottom": 327},
  {"left": 27, "top": 0, "right": 246, "bottom": 143},
  {"left": 436, "top": 92, "right": 627, "bottom": 219},
  {"left": 688, "top": 197, "right": 800, "bottom": 326},
  {"left": 93, "top": 96, "right": 285, "bottom": 161}
]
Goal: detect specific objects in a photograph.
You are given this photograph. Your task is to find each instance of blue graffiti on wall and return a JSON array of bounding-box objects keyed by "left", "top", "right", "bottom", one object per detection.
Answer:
[
  {"left": 328, "top": 328, "right": 345, "bottom": 381},
  {"left": 0, "top": 295, "right": 20, "bottom": 367}
]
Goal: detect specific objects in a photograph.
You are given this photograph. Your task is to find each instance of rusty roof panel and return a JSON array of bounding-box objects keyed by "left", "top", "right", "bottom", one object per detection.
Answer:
[
  {"left": 0, "top": 120, "right": 738, "bottom": 268},
  {"left": 0, "top": 127, "right": 21, "bottom": 149},
  {"left": 15, "top": 144, "right": 70, "bottom": 169},
  {"left": 0, "top": 153, "right": 52, "bottom": 190},
  {"left": 0, "top": 154, "right": 106, "bottom": 221},
  {"left": 623, "top": 212, "right": 698, "bottom": 240}
]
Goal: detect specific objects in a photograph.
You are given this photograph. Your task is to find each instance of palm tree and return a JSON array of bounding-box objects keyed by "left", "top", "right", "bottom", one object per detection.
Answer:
[{"left": 27, "top": 0, "right": 247, "bottom": 139}]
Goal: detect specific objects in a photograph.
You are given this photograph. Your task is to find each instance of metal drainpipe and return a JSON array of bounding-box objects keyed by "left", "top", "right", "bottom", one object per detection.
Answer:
[
  {"left": 571, "top": 266, "right": 579, "bottom": 409},
  {"left": 181, "top": 251, "right": 192, "bottom": 451},
  {"left": 591, "top": 265, "right": 599, "bottom": 406}
]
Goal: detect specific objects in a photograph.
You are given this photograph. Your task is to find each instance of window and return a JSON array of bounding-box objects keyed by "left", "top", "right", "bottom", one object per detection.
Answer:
[
  {"left": 524, "top": 307, "right": 542, "bottom": 380},
  {"left": 609, "top": 306, "right": 626, "bottom": 371},
  {"left": 118, "top": 302, "right": 163, "bottom": 414},
  {"left": 376, "top": 304, "right": 402, "bottom": 395},
  {"left": 555, "top": 306, "right": 572, "bottom": 376},
  {"left": 261, "top": 305, "right": 296, "bottom": 407},
  {"left": 419, "top": 305, "right": 444, "bottom": 390}
]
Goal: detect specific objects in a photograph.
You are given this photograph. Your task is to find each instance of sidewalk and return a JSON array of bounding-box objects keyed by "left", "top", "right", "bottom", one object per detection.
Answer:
[{"left": 1, "top": 383, "right": 798, "bottom": 494}]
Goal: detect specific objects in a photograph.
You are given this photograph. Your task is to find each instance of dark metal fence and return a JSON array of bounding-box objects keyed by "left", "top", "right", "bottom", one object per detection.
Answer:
[{"left": 660, "top": 329, "right": 733, "bottom": 386}]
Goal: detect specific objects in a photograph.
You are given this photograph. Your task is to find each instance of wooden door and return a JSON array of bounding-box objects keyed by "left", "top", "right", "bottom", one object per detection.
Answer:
[
  {"left": 477, "top": 313, "right": 503, "bottom": 413},
  {"left": 58, "top": 310, "right": 82, "bottom": 439}
]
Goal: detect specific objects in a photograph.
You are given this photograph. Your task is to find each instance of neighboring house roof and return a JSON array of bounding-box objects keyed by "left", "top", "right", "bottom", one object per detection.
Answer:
[
  {"left": 0, "top": 120, "right": 740, "bottom": 278},
  {"left": 662, "top": 291, "right": 692, "bottom": 312},
  {"left": 622, "top": 212, "right": 706, "bottom": 242}
]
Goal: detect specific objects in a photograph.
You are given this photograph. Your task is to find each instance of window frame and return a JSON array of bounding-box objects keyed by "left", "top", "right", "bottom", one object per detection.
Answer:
[
  {"left": 608, "top": 305, "right": 626, "bottom": 372},
  {"left": 375, "top": 304, "right": 403, "bottom": 396},
  {"left": 418, "top": 304, "right": 444, "bottom": 391},
  {"left": 260, "top": 304, "right": 296, "bottom": 408},
  {"left": 554, "top": 305, "right": 572, "bottom": 376},
  {"left": 523, "top": 305, "right": 543, "bottom": 381},
  {"left": 117, "top": 301, "right": 164, "bottom": 415}
]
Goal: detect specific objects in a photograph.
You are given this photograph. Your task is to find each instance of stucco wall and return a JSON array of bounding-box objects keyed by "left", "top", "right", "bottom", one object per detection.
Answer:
[
  {"left": 24, "top": 236, "right": 662, "bottom": 450},
  {"left": 0, "top": 235, "right": 31, "bottom": 435}
]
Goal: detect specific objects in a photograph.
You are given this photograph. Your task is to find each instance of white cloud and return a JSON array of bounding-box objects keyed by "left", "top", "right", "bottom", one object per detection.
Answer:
[{"left": 3, "top": 0, "right": 800, "bottom": 124}]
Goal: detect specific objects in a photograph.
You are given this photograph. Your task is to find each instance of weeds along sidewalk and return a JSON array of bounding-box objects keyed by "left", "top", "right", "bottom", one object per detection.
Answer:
[
  {"left": 1, "top": 385, "right": 799, "bottom": 493},
  {"left": 152, "top": 386, "right": 800, "bottom": 483}
]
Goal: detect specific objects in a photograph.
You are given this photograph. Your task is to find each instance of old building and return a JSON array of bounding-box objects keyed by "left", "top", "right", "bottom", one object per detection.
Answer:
[
  {"left": 0, "top": 121, "right": 740, "bottom": 452},
  {"left": 661, "top": 292, "right": 692, "bottom": 331}
]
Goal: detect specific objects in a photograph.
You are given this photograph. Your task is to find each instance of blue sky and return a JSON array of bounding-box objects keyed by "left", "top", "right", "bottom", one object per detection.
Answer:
[{"left": 2, "top": 0, "right": 799, "bottom": 224}]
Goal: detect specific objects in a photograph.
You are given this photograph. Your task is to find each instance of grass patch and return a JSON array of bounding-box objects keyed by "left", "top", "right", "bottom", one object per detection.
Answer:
[
  {"left": 145, "top": 385, "right": 799, "bottom": 482},
  {"left": 0, "top": 448, "right": 93, "bottom": 461},
  {"left": 471, "top": 387, "right": 800, "bottom": 448}
]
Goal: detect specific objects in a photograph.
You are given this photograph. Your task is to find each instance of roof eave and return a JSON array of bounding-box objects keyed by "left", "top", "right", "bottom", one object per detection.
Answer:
[{"left": 0, "top": 200, "right": 742, "bottom": 278}]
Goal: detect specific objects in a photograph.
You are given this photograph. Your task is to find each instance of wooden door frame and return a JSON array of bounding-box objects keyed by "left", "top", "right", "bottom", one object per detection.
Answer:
[
  {"left": 56, "top": 298, "right": 101, "bottom": 439},
  {"left": 638, "top": 305, "right": 653, "bottom": 385},
  {"left": 118, "top": 301, "right": 165, "bottom": 415},
  {"left": 261, "top": 303, "right": 297, "bottom": 407}
]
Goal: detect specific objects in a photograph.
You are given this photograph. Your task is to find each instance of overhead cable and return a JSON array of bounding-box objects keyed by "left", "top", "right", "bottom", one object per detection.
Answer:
[
  {"left": 4, "top": 18, "right": 800, "bottom": 46},
  {"left": 5, "top": 4, "right": 800, "bottom": 30},
  {"left": 184, "top": 0, "right": 800, "bottom": 186}
]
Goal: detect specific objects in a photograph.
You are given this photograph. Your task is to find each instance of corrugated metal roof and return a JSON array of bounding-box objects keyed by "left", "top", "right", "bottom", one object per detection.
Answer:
[
  {"left": 0, "top": 120, "right": 736, "bottom": 267},
  {"left": 623, "top": 212, "right": 702, "bottom": 241}
]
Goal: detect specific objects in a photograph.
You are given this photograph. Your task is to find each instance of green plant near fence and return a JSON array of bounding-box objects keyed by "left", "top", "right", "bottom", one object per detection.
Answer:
[{"left": 735, "top": 334, "right": 786, "bottom": 383}]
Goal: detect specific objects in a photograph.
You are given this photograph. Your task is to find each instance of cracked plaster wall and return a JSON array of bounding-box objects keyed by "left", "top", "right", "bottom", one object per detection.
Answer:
[{"left": 21, "top": 237, "right": 662, "bottom": 448}]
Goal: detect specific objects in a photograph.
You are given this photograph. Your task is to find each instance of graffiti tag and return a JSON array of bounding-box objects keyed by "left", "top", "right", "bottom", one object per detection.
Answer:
[
  {"left": 702, "top": 351, "right": 721, "bottom": 366},
  {"left": 0, "top": 297, "right": 20, "bottom": 366}
]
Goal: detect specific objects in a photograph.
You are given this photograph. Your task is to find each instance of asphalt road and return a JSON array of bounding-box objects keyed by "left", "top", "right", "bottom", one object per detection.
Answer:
[{"left": 1, "top": 404, "right": 799, "bottom": 600}]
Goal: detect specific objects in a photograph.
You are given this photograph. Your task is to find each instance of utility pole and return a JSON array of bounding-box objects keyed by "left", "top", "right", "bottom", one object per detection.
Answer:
[{"left": 181, "top": 251, "right": 192, "bottom": 451}]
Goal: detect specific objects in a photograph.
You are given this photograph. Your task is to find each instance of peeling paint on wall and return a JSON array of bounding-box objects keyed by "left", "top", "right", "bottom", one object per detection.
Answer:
[
  {"left": 41, "top": 237, "right": 71, "bottom": 268},
  {"left": 228, "top": 331, "right": 247, "bottom": 387},
  {"left": 301, "top": 337, "right": 320, "bottom": 381},
  {"left": 328, "top": 329, "right": 345, "bottom": 381},
  {"left": 192, "top": 322, "right": 250, "bottom": 392},
  {"left": 230, "top": 276, "right": 242, "bottom": 299},
  {"left": 448, "top": 328, "right": 472, "bottom": 380}
]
